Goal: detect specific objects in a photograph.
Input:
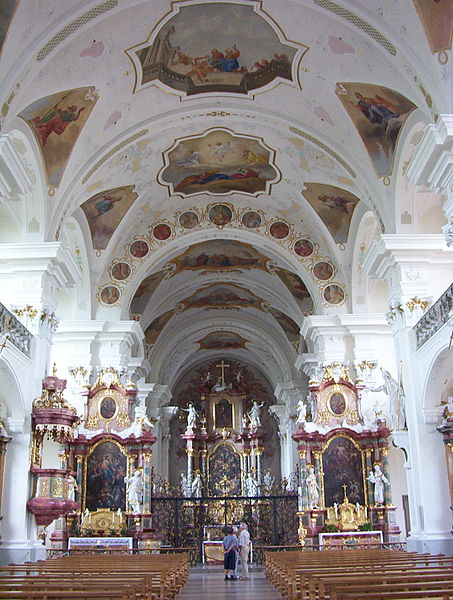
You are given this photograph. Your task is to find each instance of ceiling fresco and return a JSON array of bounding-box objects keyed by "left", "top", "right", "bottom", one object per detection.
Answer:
[
  {"left": 128, "top": 1, "right": 305, "bottom": 97},
  {"left": 19, "top": 87, "right": 98, "bottom": 186},
  {"left": 159, "top": 128, "right": 280, "bottom": 197},
  {"left": 196, "top": 331, "right": 249, "bottom": 350},
  {"left": 1, "top": 0, "right": 449, "bottom": 385},
  {"left": 168, "top": 239, "right": 270, "bottom": 275},
  {"left": 80, "top": 186, "right": 138, "bottom": 250},
  {"left": 412, "top": 0, "right": 453, "bottom": 57},
  {"left": 336, "top": 83, "right": 417, "bottom": 178},
  {"left": 180, "top": 282, "right": 265, "bottom": 311},
  {"left": 301, "top": 183, "right": 360, "bottom": 245}
]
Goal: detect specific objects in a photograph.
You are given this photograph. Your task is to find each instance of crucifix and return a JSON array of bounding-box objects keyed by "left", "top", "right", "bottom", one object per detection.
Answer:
[
  {"left": 342, "top": 483, "right": 348, "bottom": 500},
  {"left": 216, "top": 360, "right": 230, "bottom": 387}
]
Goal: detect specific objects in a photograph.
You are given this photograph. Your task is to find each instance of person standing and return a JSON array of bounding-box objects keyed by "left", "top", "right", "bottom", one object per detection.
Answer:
[
  {"left": 223, "top": 526, "right": 238, "bottom": 580},
  {"left": 232, "top": 525, "right": 239, "bottom": 579},
  {"left": 238, "top": 522, "right": 251, "bottom": 580}
]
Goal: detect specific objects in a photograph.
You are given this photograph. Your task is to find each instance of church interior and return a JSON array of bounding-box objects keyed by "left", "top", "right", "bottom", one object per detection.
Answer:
[{"left": 0, "top": 0, "right": 452, "bottom": 580}]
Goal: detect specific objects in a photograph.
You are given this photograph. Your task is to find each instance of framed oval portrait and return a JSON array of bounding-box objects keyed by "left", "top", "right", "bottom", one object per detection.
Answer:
[
  {"left": 329, "top": 392, "right": 346, "bottom": 416},
  {"left": 152, "top": 223, "right": 172, "bottom": 240},
  {"left": 294, "top": 238, "right": 314, "bottom": 257},
  {"left": 313, "top": 261, "right": 334, "bottom": 281},
  {"left": 99, "top": 285, "right": 120, "bottom": 305},
  {"left": 269, "top": 221, "right": 289, "bottom": 239},
  {"left": 100, "top": 396, "right": 117, "bottom": 419},
  {"left": 129, "top": 240, "right": 149, "bottom": 258},
  {"left": 179, "top": 211, "right": 199, "bottom": 229},
  {"left": 111, "top": 262, "right": 131, "bottom": 281},
  {"left": 208, "top": 204, "right": 232, "bottom": 227},
  {"left": 323, "top": 283, "right": 345, "bottom": 305},
  {"left": 241, "top": 210, "right": 262, "bottom": 229}
]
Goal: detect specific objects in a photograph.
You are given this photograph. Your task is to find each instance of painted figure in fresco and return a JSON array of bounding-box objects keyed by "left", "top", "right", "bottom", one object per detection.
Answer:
[
  {"left": 125, "top": 469, "right": 143, "bottom": 513},
  {"left": 175, "top": 168, "right": 259, "bottom": 192},
  {"left": 351, "top": 92, "right": 399, "bottom": 126},
  {"left": 318, "top": 194, "right": 354, "bottom": 214},
  {"left": 93, "top": 194, "right": 122, "bottom": 218},
  {"left": 367, "top": 463, "right": 389, "bottom": 505},
  {"left": 305, "top": 465, "right": 319, "bottom": 508},
  {"left": 247, "top": 400, "right": 264, "bottom": 428},
  {"left": 371, "top": 368, "right": 406, "bottom": 430},
  {"left": 181, "top": 402, "right": 198, "bottom": 430},
  {"left": 32, "top": 103, "right": 85, "bottom": 147}
]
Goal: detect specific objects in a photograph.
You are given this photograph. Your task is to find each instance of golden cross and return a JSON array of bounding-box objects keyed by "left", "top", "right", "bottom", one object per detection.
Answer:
[
  {"left": 216, "top": 360, "right": 230, "bottom": 386},
  {"left": 342, "top": 484, "right": 348, "bottom": 499}
]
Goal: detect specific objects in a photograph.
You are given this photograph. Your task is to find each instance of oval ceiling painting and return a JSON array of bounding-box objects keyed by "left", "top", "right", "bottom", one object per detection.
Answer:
[
  {"left": 313, "top": 261, "right": 334, "bottom": 281},
  {"left": 269, "top": 221, "right": 289, "bottom": 239},
  {"left": 99, "top": 285, "right": 120, "bottom": 305},
  {"left": 208, "top": 204, "right": 233, "bottom": 227},
  {"left": 294, "top": 238, "right": 314, "bottom": 257},
  {"left": 179, "top": 211, "right": 200, "bottom": 229},
  {"left": 241, "top": 210, "right": 262, "bottom": 229},
  {"left": 111, "top": 262, "right": 131, "bottom": 281},
  {"left": 323, "top": 284, "right": 345, "bottom": 305},
  {"left": 129, "top": 240, "right": 149, "bottom": 259},
  {"left": 153, "top": 223, "right": 172, "bottom": 240}
]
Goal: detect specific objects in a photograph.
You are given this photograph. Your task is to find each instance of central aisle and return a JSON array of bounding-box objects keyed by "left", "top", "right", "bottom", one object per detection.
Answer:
[{"left": 175, "top": 566, "right": 283, "bottom": 600}]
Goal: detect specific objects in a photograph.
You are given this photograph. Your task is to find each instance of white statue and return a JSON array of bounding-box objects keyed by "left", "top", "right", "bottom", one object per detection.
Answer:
[
  {"left": 181, "top": 403, "right": 198, "bottom": 431},
  {"left": 248, "top": 401, "right": 264, "bottom": 428},
  {"left": 371, "top": 368, "right": 406, "bottom": 430},
  {"left": 333, "top": 502, "right": 339, "bottom": 519},
  {"left": 244, "top": 470, "right": 259, "bottom": 497},
  {"left": 67, "top": 475, "right": 77, "bottom": 501},
  {"left": 263, "top": 469, "right": 274, "bottom": 494},
  {"left": 180, "top": 472, "right": 191, "bottom": 497},
  {"left": 191, "top": 471, "right": 203, "bottom": 498},
  {"left": 295, "top": 399, "right": 307, "bottom": 426},
  {"left": 132, "top": 405, "right": 154, "bottom": 436},
  {"left": 125, "top": 469, "right": 143, "bottom": 513},
  {"left": 367, "top": 463, "right": 389, "bottom": 505},
  {"left": 305, "top": 465, "right": 319, "bottom": 508}
]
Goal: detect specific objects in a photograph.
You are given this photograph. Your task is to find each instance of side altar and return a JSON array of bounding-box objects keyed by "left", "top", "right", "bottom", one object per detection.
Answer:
[
  {"left": 27, "top": 367, "right": 157, "bottom": 550},
  {"left": 293, "top": 363, "right": 400, "bottom": 546}
]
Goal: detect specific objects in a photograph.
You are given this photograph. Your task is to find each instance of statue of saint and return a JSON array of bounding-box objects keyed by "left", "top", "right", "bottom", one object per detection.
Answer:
[
  {"left": 181, "top": 403, "right": 198, "bottom": 431},
  {"left": 263, "top": 469, "right": 274, "bottom": 494},
  {"left": 371, "top": 368, "right": 406, "bottom": 430},
  {"left": 305, "top": 465, "right": 319, "bottom": 508},
  {"left": 248, "top": 401, "right": 264, "bottom": 428},
  {"left": 244, "top": 470, "right": 259, "bottom": 497},
  {"left": 125, "top": 469, "right": 143, "bottom": 513},
  {"left": 67, "top": 474, "right": 77, "bottom": 502},
  {"left": 367, "top": 463, "right": 389, "bottom": 505},
  {"left": 191, "top": 471, "right": 203, "bottom": 498}
]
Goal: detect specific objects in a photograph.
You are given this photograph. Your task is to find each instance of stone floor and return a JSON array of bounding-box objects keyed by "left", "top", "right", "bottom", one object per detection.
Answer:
[{"left": 175, "top": 566, "right": 283, "bottom": 599}]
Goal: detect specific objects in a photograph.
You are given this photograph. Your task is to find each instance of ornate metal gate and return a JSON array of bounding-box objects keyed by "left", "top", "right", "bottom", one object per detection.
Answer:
[{"left": 150, "top": 494, "right": 299, "bottom": 560}]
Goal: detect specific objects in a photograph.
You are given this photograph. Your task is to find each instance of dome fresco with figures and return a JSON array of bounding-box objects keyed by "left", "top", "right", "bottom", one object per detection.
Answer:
[{"left": 0, "top": 0, "right": 452, "bottom": 562}]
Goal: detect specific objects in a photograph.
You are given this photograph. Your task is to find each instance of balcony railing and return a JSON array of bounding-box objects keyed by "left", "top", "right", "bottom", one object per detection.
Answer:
[
  {"left": 414, "top": 284, "right": 453, "bottom": 350},
  {"left": 0, "top": 303, "right": 32, "bottom": 357}
]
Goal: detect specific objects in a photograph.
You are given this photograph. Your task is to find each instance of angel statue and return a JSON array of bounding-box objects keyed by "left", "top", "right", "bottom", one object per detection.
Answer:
[{"left": 371, "top": 367, "right": 406, "bottom": 430}]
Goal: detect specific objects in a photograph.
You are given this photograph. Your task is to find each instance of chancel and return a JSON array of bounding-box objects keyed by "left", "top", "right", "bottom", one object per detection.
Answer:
[{"left": 0, "top": 4, "right": 452, "bottom": 598}]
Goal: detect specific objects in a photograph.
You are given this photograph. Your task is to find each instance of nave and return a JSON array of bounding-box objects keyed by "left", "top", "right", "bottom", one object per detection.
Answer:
[{"left": 175, "top": 566, "right": 282, "bottom": 600}]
